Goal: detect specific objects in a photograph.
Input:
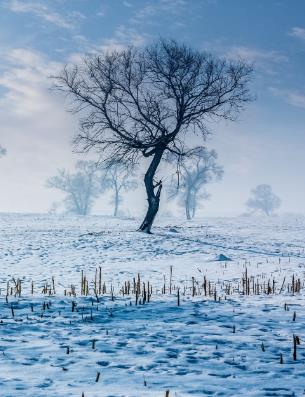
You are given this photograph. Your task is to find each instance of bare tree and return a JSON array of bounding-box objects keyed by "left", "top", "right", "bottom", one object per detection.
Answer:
[
  {"left": 47, "top": 160, "right": 100, "bottom": 215},
  {"left": 0, "top": 146, "right": 6, "bottom": 158},
  {"left": 168, "top": 148, "right": 223, "bottom": 219},
  {"left": 101, "top": 160, "right": 138, "bottom": 217},
  {"left": 246, "top": 184, "right": 281, "bottom": 216},
  {"left": 54, "top": 38, "right": 253, "bottom": 233}
]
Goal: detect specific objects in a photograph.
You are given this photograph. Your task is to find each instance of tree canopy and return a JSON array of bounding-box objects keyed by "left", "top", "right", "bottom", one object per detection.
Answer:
[
  {"left": 47, "top": 161, "right": 100, "bottom": 215},
  {"left": 0, "top": 146, "right": 6, "bottom": 158},
  {"left": 54, "top": 38, "right": 253, "bottom": 232},
  {"left": 246, "top": 184, "right": 281, "bottom": 216},
  {"left": 168, "top": 148, "right": 223, "bottom": 219}
]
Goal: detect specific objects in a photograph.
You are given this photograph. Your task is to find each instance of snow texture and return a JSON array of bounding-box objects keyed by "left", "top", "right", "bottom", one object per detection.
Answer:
[{"left": 0, "top": 214, "right": 305, "bottom": 396}]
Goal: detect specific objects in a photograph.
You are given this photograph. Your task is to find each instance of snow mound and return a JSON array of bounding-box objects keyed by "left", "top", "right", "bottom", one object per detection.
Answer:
[{"left": 216, "top": 253, "right": 232, "bottom": 261}]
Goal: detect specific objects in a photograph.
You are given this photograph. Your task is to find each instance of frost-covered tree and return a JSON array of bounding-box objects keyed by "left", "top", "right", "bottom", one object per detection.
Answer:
[
  {"left": 168, "top": 149, "right": 223, "bottom": 219},
  {"left": 0, "top": 146, "right": 6, "bottom": 158},
  {"left": 54, "top": 38, "right": 253, "bottom": 233},
  {"left": 47, "top": 161, "right": 100, "bottom": 215},
  {"left": 101, "top": 161, "right": 138, "bottom": 217},
  {"left": 246, "top": 184, "right": 281, "bottom": 216}
]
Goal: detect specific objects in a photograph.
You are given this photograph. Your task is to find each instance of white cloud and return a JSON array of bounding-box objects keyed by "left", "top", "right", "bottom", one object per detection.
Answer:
[
  {"left": 131, "top": 0, "right": 187, "bottom": 23},
  {"left": 113, "top": 25, "right": 147, "bottom": 47},
  {"left": 0, "top": 48, "right": 81, "bottom": 213},
  {"left": 6, "top": 0, "right": 78, "bottom": 29},
  {"left": 68, "top": 25, "right": 149, "bottom": 59},
  {"left": 287, "top": 92, "right": 305, "bottom": 108},
  {"left": 270, "top": 87, "right": 305, "bottom": 109},
  {"left": 200, "top": 42, "right": 287, "bottom": 76},
  {"left": 123, "top": 1, "right": 133, "bottom": 8},
  {"left": 289, "top": 27, "right": 305, "bottom": 41},
  {"left": 0, "top": 48, "right": 61, "bottom": 117},
  {"left": 225, "top": 46, "right": 287, "bottom": 65}
]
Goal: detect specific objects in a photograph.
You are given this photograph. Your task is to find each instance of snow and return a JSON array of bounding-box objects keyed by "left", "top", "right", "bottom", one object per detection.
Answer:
[{"left": 0, "top": 213, "right": 305, "bottom": 396}]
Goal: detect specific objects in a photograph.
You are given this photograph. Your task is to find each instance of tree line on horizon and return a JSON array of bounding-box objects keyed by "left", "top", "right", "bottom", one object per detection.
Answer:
[
  {"left": 46, "top": 148, "right": 223, "bottom": 219},
  {"left": 46, "top": 155, "right": 281, "bottom": 219},
  {"left": 1, "top": 139, "right": 281, "bottom": 218}
]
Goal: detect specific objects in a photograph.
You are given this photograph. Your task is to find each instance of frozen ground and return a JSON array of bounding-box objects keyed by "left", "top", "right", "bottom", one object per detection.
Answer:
[{"left": 0, "top": 213, "right": 305, "bottom": 396}]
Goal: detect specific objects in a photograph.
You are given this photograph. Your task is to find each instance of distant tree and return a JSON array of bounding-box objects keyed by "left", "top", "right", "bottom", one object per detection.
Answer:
[
  {"left": 54, "top": 38, "right": 253, "bottom": 233},
  {"left": 48, "top": 201, "right": 62, "bottom": 215},
  {"left": 101, "top": 161, "right": 138, "bottom": 217},
  {"left": 246, "top": 184, "right": 281, "bottom": 216},
  {"left": 0, "top": 146, "right": 6, "bottom": 158},
  {"left": 47, "top": 161, "right": 100, "bottom": 215},
  {"left": 168, "top": 148, "right": 223, "bottom": 219}
]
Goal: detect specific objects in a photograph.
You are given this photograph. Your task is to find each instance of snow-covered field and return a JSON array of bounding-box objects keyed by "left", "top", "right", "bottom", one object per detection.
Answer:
[{"left": 1, "top": 213, "right": 305, "bottom": 396}]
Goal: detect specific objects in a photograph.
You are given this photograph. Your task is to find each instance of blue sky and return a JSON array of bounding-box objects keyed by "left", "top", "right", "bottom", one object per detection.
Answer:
[{"left": 0, "top": 0, "right": 305, "bottom": 216}]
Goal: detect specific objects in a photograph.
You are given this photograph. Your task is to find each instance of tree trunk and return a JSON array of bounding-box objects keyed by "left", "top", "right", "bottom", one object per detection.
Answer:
[
  {"left": 138, "top": 147, "right": 165, "bottom": 233},
  {"left": 185, "top": 199, "right": 191, "bottom": 220},
  {"left": 114, "top": 189, "right": 119, "bottom": 217},
  {"left": 185, "top": 189, "right": 192, "bottom": 220},
  {"left": 191, "top": 197, "right": 197, "bottom": 219},
  {"left": 191, "top": 205, "right": 196, "bottom": 219}
]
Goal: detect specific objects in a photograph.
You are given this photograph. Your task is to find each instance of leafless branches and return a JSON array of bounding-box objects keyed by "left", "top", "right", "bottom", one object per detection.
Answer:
[
  {"left": 53, "top": 38, "right": 253, "bottom": 232},
  {"left": 53, "top": 39, "right": 253, "bottom": 163}
]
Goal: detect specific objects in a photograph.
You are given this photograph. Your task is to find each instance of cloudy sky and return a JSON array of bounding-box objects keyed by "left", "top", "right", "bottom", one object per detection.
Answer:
[{"left": 0, "top": 0, "right": 305, "bottom": 217}]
